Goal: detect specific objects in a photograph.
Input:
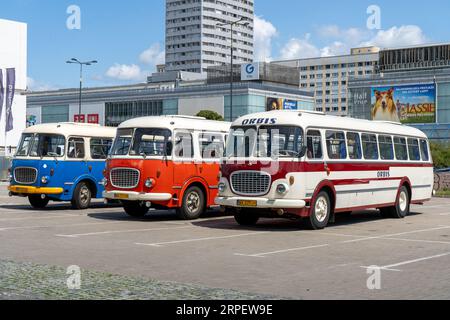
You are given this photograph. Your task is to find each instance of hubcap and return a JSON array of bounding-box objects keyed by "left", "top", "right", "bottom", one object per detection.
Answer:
[
  {"left": 80, "top": 186, "right": 90, "bottom": 204},
  {"left": 399, "top": 191, "right": 408, "bottom": 212},
  {"left": 315, "top": 196, "right": 329, "bottom": 223},
  {"left": 186, "top": 191, "right": 200, "bottom": 213}
]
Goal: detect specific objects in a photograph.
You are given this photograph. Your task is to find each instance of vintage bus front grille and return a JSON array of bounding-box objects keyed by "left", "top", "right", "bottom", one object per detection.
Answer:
[
  {"left": 230, "top": 171, "right": 271, "bottom": 196},
  {"left": 110, "top": 168, "right": 140, "bottom": 189},
  {"left": 14, "top": 167, "right": 38, "bottom": 185}
]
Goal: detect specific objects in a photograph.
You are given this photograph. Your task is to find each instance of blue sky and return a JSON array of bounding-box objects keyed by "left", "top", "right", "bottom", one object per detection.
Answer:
[{"left": 2, "top": 0, "right": 450, "bottom": 90}]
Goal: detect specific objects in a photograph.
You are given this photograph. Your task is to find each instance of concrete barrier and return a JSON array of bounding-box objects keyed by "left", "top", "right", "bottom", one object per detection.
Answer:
[{"left": 434, "top": 172, "right": 450, "bottom": 191}]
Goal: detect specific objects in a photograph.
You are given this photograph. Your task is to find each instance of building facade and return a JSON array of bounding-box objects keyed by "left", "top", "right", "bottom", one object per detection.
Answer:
[
  {"left": 348, "top": 43, "right": 450, "bottom": 141},
  {"left": 0, "top": 19, "right": 27, "bottom": 154},
  {"left": 26, "top": 71, "right": 314, "bottom": 128},
  {"left": 272, "top": 47, "right": 380, "bottom": 116},
  {"left": 165, "top": 0, "right": 254, "bottom": 73}
]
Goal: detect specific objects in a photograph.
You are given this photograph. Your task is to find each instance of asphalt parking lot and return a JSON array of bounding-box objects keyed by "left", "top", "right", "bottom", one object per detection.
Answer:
[{"left": 0, "top": 184, "right": 449, "bottom": 300}]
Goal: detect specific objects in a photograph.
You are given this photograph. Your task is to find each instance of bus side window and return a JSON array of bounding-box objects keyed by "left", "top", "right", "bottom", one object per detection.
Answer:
[
  {"left": 68, "top": 138, "right": 85, "bottom": 159},
  {"left": 394, "top": 137, "right": 408, "bottom": 161},
  {"left": 174, "top": 132, "right": 194, "bottom": 159},
  {"left": 379, "top": 135, "right": 394, "bottom": 160},
  {"left": 306, "top": 130, "right": 323, "bottom": 159},
  {"left": 90, "top": 138, "right": 112, "bottom": 160},
  {"left": 420, "top": 139, "right": 430, "bottom": 162},
  {"left": 408, "top": 138, "right": 421, "bottom": 161},
  {"left": 199, "top": 133, "right": 224, "bottom": 159},
  {"left": 362, "top": 134, "right": 379, "bottom": 160},
  {"left": 326, "top": 131, "right": 347, "bottom": 160},
  {"left": 347, "top": 132, "right": 362, "bottom": 160}
]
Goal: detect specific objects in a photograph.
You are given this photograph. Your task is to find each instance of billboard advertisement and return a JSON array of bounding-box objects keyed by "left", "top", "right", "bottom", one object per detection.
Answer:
[
  {"left": 371, "top": 84, "right": 436, "bottom": 124},
  {"left": 266, "top": 98, "right": 299, "bottom": 111}
]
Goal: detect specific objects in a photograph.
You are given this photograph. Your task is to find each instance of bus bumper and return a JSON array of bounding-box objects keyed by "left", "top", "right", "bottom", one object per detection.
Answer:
[
  {"left": 103, "top": 191, "right": 172, "bottom": 202},
  {"left": 215, "top": 197, "right": 306, "bottom": 209},
  {"left": 8, "top": 185, "right": 64, "bottom": 195}
]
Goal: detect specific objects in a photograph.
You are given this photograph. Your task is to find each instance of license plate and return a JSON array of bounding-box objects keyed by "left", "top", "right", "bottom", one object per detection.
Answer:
[
  {"left": 16, "top": 187, "right": 29, "bottom": 193},
  {"left": 114, "top": 193, "right": 129, "bottom": 200},
  {"left": 237, "top": 200, "right": 257, "bottom": 207}
]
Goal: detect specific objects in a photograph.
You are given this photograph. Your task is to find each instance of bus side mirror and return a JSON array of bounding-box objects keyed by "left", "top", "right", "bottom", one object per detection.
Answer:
[{"left": 299, "top": 146, "right": 308, "bottom": 158}]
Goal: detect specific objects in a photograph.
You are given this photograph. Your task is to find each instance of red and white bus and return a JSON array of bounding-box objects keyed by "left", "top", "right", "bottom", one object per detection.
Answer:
[
  {"left": 216, "top": 111, "right": 434, "bottom": 230},
  {"left": 103, "top": 116, "right": 230, "bottom": 220}
]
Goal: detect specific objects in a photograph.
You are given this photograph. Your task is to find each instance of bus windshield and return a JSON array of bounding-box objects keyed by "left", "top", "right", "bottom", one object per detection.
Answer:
[
  {"left": 29, "top": 134, "right": 66, "bottom": 158},
  {"left": 111, "top": 129, "right": 134, "bottom": 156},
  {"left": 226, "top": 126, "right": 304, "bottom": 159},
  {"left": 130, "top": 128, "right": 172, "bottom": 157},
  {"left": 16, "top": 134, "right": 34, "bottom": 156}
]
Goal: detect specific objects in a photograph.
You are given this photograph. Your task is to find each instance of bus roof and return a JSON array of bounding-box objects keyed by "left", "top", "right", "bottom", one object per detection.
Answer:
[
  {"left": 234, "top": 111, "right": 428, "bottom": 139},
  {"left": 23, "top": 123, "right": 117, "bottom": 138},
  {"left": 118, "top": 115, "right": 231, "bottom": 133}
]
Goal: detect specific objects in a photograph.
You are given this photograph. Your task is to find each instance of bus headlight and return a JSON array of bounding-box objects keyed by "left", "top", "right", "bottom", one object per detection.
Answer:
[
  {"left": 41, "top": 176, "right": 49, "bottom": 184},
  {"left": 145, "top": 178, "right": 156, "bottom": 189},
  {"left": 218, "top": 182, "right": 227, "bottom": 193},
  {"left": 276, "top": 183, "right": 289, "bottom": 195},
  {"left": 100, "top": 178, "right": 108, "bottom": 187}
]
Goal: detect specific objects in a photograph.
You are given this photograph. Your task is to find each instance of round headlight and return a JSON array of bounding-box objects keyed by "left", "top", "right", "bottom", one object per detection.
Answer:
[
  {"left": 100, "top": 178, "right": 108, "bottom": 187},
  {"left": 41, "top": 176, "right": 49, "bottom": 184},
  {"left": 276, "top": 183, "right": 288, "bottom": 195},
  {"left": 218, "top": 182, "right": 227, "bottom": 193},
  {"left": 145, "top": 178, "right": 156, "bottom": 189}
]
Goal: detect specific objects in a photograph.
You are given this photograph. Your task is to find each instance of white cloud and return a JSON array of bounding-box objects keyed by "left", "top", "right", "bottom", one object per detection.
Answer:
[
  {"left": 27, "top": 77, "right": 58, "bottom": 92},
  {"left": 253, "top": 16, "right": 278, "bottom": 62},
  {"left": 106, "top": 63, "right": 143, "bottom": 81},
  {"left": 279, "top": 34, "right": 320, "bottom": 60},
  {"left": 362, "top": 25, "right": 428, "bottom": 48},
  {"left": 139, "top": 43, "right": 165, "bottom": 66}
]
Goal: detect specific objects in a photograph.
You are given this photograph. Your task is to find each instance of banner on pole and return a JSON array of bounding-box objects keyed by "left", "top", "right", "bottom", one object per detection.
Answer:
[
  {"left": 5, "top": 68, "right": 16, "bottom": 133},
  {"left": 0, "top": 69, "right": 4, "bottom": 121}
]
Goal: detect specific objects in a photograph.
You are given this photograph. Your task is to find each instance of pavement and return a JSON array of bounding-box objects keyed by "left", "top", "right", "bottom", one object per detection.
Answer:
[{"left": 0, "top": 184, "right": 449, "bottom": 300}]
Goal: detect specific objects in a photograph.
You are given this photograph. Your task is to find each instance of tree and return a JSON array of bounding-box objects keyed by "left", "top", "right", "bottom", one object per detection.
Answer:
[
  {"left": 196, "top": 110, "right": 224, "bottom": 121},
  {"left": 430, "top": 142, "right": 450, "bottom": 169}
]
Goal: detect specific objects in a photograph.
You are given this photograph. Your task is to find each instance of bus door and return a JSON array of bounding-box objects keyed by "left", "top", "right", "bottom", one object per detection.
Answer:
[
  {"left": 173, "top": 130, "right": 196, "bottom": 189},
  {"left": 66, "top": 137, "right": 89, "bottom": 182},
  {"left": 197, "top": 132, "right": 225, "bottom": 193},
  {"left": 305, "top": 129, "right": 327, "bottom": 198}
]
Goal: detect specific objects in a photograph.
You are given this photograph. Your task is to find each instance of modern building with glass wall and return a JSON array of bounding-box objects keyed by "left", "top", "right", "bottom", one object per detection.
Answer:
[
  {"left": 26, "top": 64, "right": 314, "bottom": 127},
  {"left": 165, "top": 0, "right": 254, "bottom": 73},
  {"left": 348, "top": 43, "right": 450, "bottom": 141},
  {"left": 272, "top": 46, "right": 380, "bottom": 116}
]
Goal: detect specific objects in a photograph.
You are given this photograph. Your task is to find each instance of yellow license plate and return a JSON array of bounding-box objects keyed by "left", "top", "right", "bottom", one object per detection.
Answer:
[
  {"left": 16, "top": 187, "right": 29, "bottom": 193},
  {"left": 114, "top": 194, "right": 129, "bottom": 200},
  {"left": 237, "top": 200, "right": 257, "bottom": 207}
]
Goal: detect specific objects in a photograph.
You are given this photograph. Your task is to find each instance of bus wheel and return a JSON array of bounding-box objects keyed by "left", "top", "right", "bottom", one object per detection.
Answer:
[
  {"left": 123, "top": 201, "right": 150, "bottom": 218},
  {"left": 306, "top": 191, "right": 331, "bottom": 230},
  {"left": 28, "top": 195, "right": 49, "bottom": 209},
  {"left": 177, "top": 186, "right": 205, "bottom": 220},
  {"left": 384, "top": 186, "right": 410, "bottom": 219},
  {"left": 234, "top": 211, "right": 259, "bottom": 226},
  {"left": 71, "top": 182, "right": 92, "bottom": 210}
]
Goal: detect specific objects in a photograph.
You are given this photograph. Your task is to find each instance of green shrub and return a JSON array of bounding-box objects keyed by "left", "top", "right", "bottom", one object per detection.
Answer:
[
  {"left": 196, "top": 110, "right": 224, "bottom": 121},
  {"left": 430, "top": 142, "right": 450, "bottom": 169}
]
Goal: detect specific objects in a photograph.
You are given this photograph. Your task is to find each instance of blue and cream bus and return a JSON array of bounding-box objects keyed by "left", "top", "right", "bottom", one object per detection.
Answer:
[{"left": 8, "top": 123, "right": 116, "bottom": 209}]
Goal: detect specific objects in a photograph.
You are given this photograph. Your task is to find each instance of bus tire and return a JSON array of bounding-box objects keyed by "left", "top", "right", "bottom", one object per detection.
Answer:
[
  {"left": 392, "top": 186, "right": 410, "bottom": 219},
  {"left": 123, "top": 201, "right": 150, "bottom": 217},
  {"left": 234, "top": 211, "right": 259, "bottom": 226},
  {"left": 28, "top": 195, "right": 49, "bottom": 209},
  {"left": 177, "top": 186, "right": 206, "bottom": 220},
  {"left": 71, "top": 182, "right": 92, "bottom": 210},
  {"left": 306, "top": 191, "right": 331, "bottom": 230}
]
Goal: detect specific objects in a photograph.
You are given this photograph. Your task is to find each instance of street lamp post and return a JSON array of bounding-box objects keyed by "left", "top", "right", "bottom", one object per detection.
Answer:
[
  {"left": 66, "top": 58, "right": 98, "bottom": 122},
  {"left": 216, "top": 18, "right": 250, "bottom": 122}
]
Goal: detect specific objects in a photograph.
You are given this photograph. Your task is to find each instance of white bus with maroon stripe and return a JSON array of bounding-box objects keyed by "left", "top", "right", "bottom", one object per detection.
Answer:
[{"left": 216, "top": 110, "right": 433, "bottom": 230}]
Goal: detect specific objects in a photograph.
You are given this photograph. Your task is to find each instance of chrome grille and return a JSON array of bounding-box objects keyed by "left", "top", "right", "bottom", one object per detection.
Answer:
[
  {"left": 110, "top": 168, "right": 140, "bottom": 189},
  {"left": 231, "top": 171, "right": 271, "bottom": 196},
  {"left": 14, "top": 167, "right": 37, "bottom": 184}
]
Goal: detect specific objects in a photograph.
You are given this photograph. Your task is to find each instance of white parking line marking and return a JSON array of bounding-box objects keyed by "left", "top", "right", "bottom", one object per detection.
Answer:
[
  {"left": 56, "top": 225, "right": 193, "bottom": 238},
  {"left": 234, "top": 244, "right": 330, "bottom": 258},
  {"left": 136, "top": 232, "right": 269, "bottom": 247},
  {"left": 362, "top": 252, "right": 450, "bottom": 272},
  {"left": 383, "top": 237, "right": 450, "bottom": 245},
  {"left": 0, "top": 221, "right": 122, "bottom": 232},
  {"left": 342, "top": 225, "right": 450, "bottom": 244}
]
